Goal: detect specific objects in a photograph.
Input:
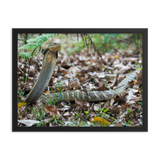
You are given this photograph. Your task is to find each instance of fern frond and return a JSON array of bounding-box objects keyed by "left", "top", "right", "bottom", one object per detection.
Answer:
[
  {"left": 18, "top": 38, "right": 26, "bottom": 42},
  {"left": 18, "top": 43, "right": 38, "bottom": 51},
  {"left": 18, "top": 34, "right": 55, "bottom": 59},
  {"left": 26, "top": 34, "right": 55, "bottom": 44},
  {"left": 18, "top": 52, "right": 31, "bottom": 58},
  {"left": 44, "top": 34, "right": 55, "bottom": 39}
]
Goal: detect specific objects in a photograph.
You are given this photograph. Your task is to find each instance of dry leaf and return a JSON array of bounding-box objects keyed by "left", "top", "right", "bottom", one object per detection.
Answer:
[
  {"left": 114, "top": 55, "right": 120, "bottom": 59},
  {"left": 44, "top": 90, "right": 50, "bottom": 94},
  {"left": 44, "top": 106, "right": 59, "bottom": 116},
  {"left": 128, "top": 80, "right": 136, "bottom": 88},
  {"left": 68, "top": 66, "right": 80, "bottom": 76},
  {"left": 109, "top": 123, "right": 123, "bottom": 127},
  {"left": 134, "top": 97, "right": 142, "bottom": 102},
  {"left": 114, "top": 92, "right": 127, "bottom": 104},
  {"left": 56, "top": 103, "right": 64, "bottom": 108},
  {"left": 75, "top": 99, "right": 84, "bottom": 108},
  {"left": 18, "top": 120, "right": 40, "bottom": 127},
  {"left": 114, "top": 63, "right": 125, "bottom": 69},
  {"left": 95, "top": 84, "right": 109, "bottom": 91},
  {"left": 61, "top": 70, "right": 68, "bottom": 74},
  {"left": 63, "top": 111, "right": 71, "bottom": 118},
  {"left": 90, "top": 117, "right": 111, "bottom": 126},
  {"left": 109, "top": 105, "right": 120, "bottom": 118},
  {"left": 110, "top": 73, "right": 119, "bottom": 89},
  {"left": 93, "top": 104, "right": 100, "bottom": 111},
  {"left": 18, "top": 102, "right": 26, "bottom": 108},
  {"left": 135, "top": 69, "right": 142, "bottom": 85},
  {"left": 118, "top": 66, "right": 131, "bottom": 74},
  {"left": 123, "top": 57, "right": 138, "bottom": 63}
]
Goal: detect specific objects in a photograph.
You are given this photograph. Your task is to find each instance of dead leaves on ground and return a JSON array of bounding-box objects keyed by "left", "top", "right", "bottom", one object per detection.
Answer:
[
  {"left": 90, "top": 117, "right": 111, "bottom": 127},
  {"left": 44, "top": 106, "right": 60, "bottom": 116},
  {"left": 17, "top": 39, "right": 143, "bottom": 127}
]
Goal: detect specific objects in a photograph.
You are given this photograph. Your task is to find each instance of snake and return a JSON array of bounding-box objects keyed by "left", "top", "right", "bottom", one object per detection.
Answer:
[{"left": 24, "top": 43, "right": 142, "bottom": 104}]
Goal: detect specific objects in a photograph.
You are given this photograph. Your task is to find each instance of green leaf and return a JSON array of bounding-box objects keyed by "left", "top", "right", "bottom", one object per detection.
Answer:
[
  {"left": 18, "top": 52, "right": 31, "bottom": 58},
  {"left": 84, "top": 111, "right": 89, "bottom": 114},
  {"left": 18, "top": 43, "right": 38, "bottom": 51},
  {"left": 76, "top": 113, "right": 79, "bottom": 118},
  {"left": 104, "top": 109, "right": 109, "bottom": 113}
]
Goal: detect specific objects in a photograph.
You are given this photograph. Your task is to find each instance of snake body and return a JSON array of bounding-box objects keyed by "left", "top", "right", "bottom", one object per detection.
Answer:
[{"left": 25, "top": 43, "right": 142, "bottom": 104}]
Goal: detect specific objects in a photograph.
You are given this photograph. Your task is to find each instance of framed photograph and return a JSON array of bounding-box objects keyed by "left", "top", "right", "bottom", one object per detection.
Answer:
[{"left": 12, "top": 28, "right": 148, "bottom": 131}]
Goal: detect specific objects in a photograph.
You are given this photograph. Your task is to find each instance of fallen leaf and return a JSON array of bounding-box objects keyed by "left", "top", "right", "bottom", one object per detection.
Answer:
[
  {"left": 68, "top": 66, "right": 80, "bottom": 76},
  {"left": 90, "top": 59, "right": 94, "bottom": 64},
  {"left": 110, "top": 73, "right": 119, "bottom": 89},
  {"left": 56, "top": 103, "right": 64, "bottom": 108},
  {"left": 95, "top": 84, "right": 109, "bottom": 91},
  {"left": 75, "top": 99, "right": 84, "bottom": 108},
  {"left": 118, "top": 66, "right": 131, "bottom": 74},
  {"left": 128, "top": 80, "right": 135, "bottom": 88},
  {"left": 63, "top": 111, "right": 71, "bottom": 118},
  {"left": 93, "top": 104, "right": 100, "bottom": 111},
  {"left": 44, "top": 106, "right": 59, "bottom": 116},
  {"left": 131, "top": 118, "right": 139, "bottom": 124},
  {"left": 109, "top": 123, "right": 123, "bottom": 127},
  {"left": 114, "top": 55, "right": 121, "bottom": 59},
  {"left": 114, "top": 91, "right": 127, "bottom": 104},
  {"left": 18, "top": 102, "right": 26, "bottom": 108},
  {"left": 136, "top": 69, "right": 143, "bottom": 85},
  {"left": 18, "top": 120, "right": 40, "bottom": 127},
  {"left": 133, "top": 80, "right": 137, "bottom": 84},
  {"left": 119, "top": 104, "right": 127, "bottom": 111},
  {"left": 126, "top": 88, "right": 137, "bottom": 102},
  {"left": 44, "top": 90, "right": 50, "bottom": 94},
  {"left": 123, "top": 57, "right": 138, "bottom": 63},
  {"left": 90, "top": 117, "right": 111, "bottom": 126},
  {"left": 109, "top": 105, "right": 120, "bottom": 118},
  {"left": 134, "top": 97, "right": 142, "bottom": 102},
  {"left": 61, "top": 70, "right": 68, "bottom": 75}
]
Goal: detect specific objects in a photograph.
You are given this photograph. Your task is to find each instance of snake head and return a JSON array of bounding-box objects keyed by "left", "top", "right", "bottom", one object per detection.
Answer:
[
  {"left": 49, "top": 43, "right": 61, "bottom": 58},
  {"left": 43, "top": 43, "right": 61, "bottom": 58},
  {"left": 48, "top": 43, "right": 61, "bottom": 51}
]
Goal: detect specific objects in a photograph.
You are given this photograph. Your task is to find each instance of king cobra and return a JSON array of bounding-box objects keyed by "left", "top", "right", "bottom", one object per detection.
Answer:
[{"left": 24, "top": 43, "right": 142, "bottom": 104}]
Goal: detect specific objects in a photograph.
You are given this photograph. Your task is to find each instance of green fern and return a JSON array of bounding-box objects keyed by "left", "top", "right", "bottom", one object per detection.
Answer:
[
  {"left": 18, "top": 43, "right": 38, "bottom": 51},
  {"left": 18, "top": 52, "right": 31, "bottom": 58},
  {"left": 18, "top": 34, "right": 55, "bottom": 58},
  {"left": 26, "top": 34, "right": 55, "bottom": 44}
]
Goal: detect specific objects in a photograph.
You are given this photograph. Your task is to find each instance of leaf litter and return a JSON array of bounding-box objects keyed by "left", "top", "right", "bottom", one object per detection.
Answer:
[{"left": 17, "top": 35, "right": 143, "bottom": 127}]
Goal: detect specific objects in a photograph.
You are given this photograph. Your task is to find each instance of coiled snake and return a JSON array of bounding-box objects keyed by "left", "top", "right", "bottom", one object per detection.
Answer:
[{"left": 24, "top": 43, "right": 142, "bottom": 104}]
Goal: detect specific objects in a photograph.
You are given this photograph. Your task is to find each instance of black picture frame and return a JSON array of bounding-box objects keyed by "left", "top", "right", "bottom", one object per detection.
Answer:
[{"left": 12, "top": 28, "right": 148, "bottom": 132}]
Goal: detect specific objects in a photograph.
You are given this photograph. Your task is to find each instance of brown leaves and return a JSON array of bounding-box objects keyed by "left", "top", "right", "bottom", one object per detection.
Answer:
[
  {"left": 128, "top": 80, "right": 137, "bottom": 88},
  {"left": 75, "top": 99, "right": 84, "bottom": 108},
  {"left": 95, "top": 84, "right": 109, "bottom": 91},
  {"left": 44, "top": 106, "right": 60, "bottom": 116},
  {"left": 118, "top": 66, "right": 131, "bottom": 74},
  {"left": 114, "top": 95, "right": 126, "bottom": 104},
  {"left": 123, "top": 57, "right": 138, "bottom": 63},
  {"left": 135, "top": 69, "right": 143, "bottom": 86},
  {"left": 114, "top": 55, "right": 121, "bottom": 59}
]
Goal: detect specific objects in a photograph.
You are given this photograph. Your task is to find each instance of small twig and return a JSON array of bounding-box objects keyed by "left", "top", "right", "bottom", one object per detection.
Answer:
[{"left": 18, "top": 67, "right": 23, "bottom": 74}]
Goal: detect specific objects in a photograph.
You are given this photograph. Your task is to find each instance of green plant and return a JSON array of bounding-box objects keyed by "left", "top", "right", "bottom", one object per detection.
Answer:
[
  {"left": 18, "top": 34, "right": 55, "bottom": 58},
  {"left": 84, "top": 111, "right": 89, "bottom": 114},
  {"left": 18, "top": 91, "right": 25, "bottom": 96},
  {"left": 33, "top": 106, "right": 45, "bottom": 121}
]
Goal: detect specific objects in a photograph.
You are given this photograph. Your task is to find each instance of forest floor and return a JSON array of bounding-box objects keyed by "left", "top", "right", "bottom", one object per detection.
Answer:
[{"left": 17, "top": 39, "right": 143, "bottom": 127}]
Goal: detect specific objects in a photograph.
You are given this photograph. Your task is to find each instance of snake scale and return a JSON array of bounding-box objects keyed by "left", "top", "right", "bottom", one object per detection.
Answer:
[{"left": 24, "top": 43, "right": 142, "bottom": 104}]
